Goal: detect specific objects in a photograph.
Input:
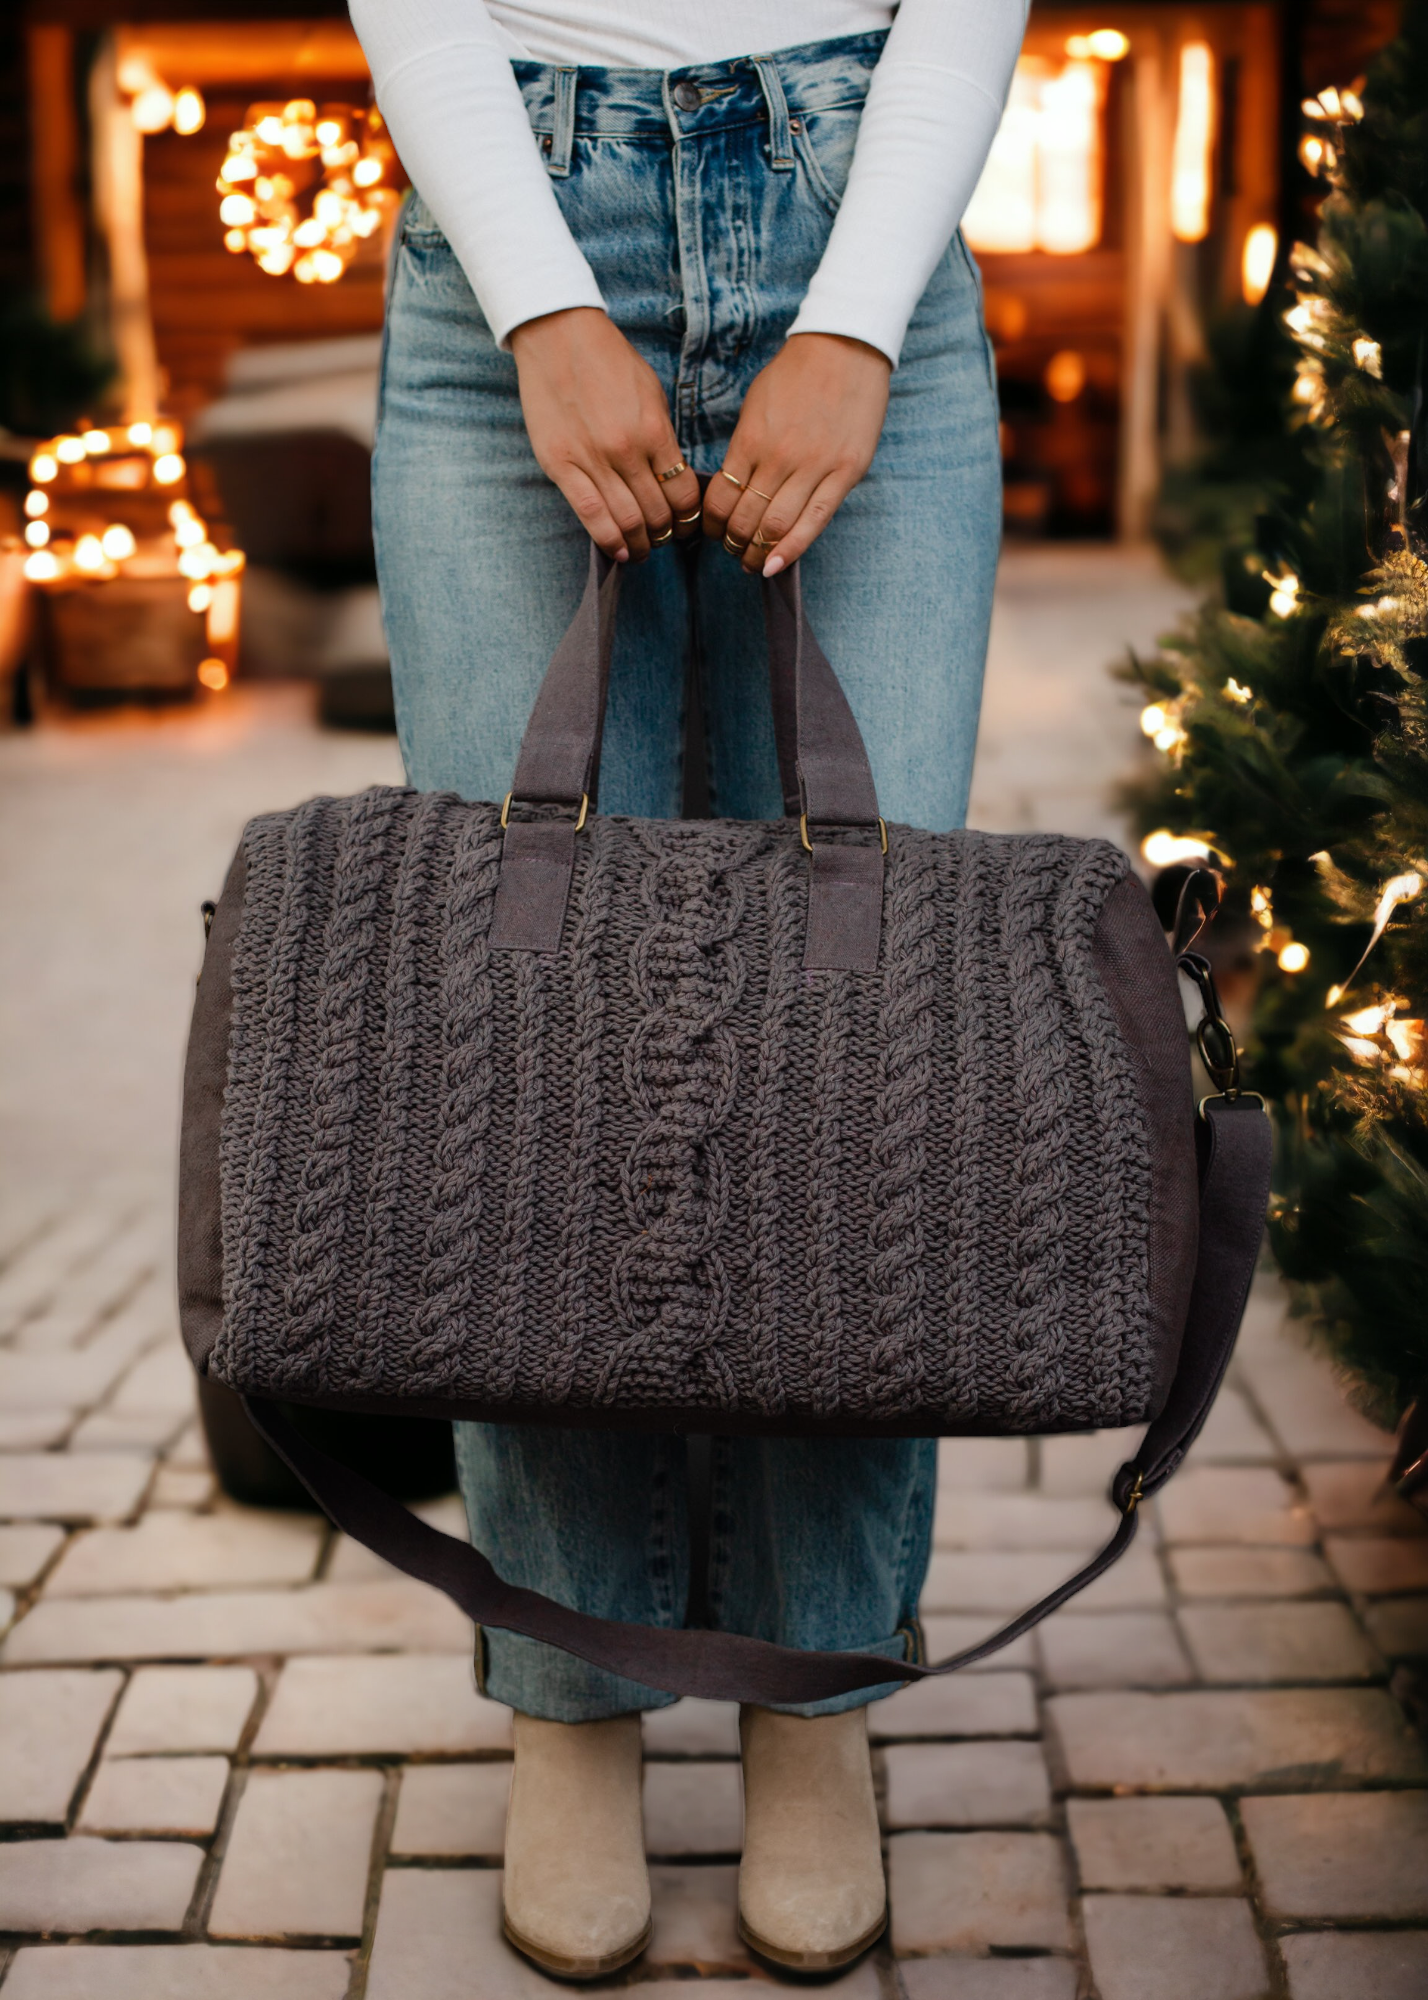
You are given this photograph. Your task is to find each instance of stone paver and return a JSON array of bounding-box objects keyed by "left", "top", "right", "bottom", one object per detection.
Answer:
[
  {"left": 1278, "top": 1929, "right": 1428, "bottom": 2000},
  {"left": 2, "top": 1947, "right": 351, "bottom": 1999},
  {"left": 932, "top": 1492, "right": 1113, "bottom": 1550},
  {"left": 883, "top": 1740, "right": 1052, "bottom": 1828},
  {"left": 937, "top": 1437, "right": 1033, "bottom": 1491},
  {"left": 869, "top": 1671, "right": 1038, "bottom": 1740},
  {"left": 1178, "top": 1602, "right": 1383, "bottom": 1683},
  {"left": 919, "top": 1616, "right": 1036, "bottom": 1671},
  {"left": 1168, "top": 1546, "right": 1335, "bottom": 1598},
  {"left": 105, "top": 1665, "right": 259, "bottom": 1754},
  {"left": 1155, "top": 1467, "right": 1315, "bottom": 1546},
  {"left": 1235, "top": 1348, "right": 1390, "bottom": 1459},
  {"left": 76, "top": 1753, "right": 229, "bottom": 1836},
  {"left": 647, "top": 1863, "right": 746, "bottom": 1972},
  {"left": 1067, "top": 1795, "right": 1241, "bottom": 1890},
  {"left": 899, "top": 1962, "right": 1078, "bottom": 2000},
  {"left": 391, "top": 1761, "right": 510, "bottom": 1857},
  {"left": 1301, "top": 1459, "right": 1427, "bottom": 1534},
  {"left": 923, "top": 1542, "right": 1163, "bottom": 1614},
  {"left": 1038, "top": 1427, "right": 1144, "bottom": 1496},
  {"left": 0, "top": 1668, "right": 123, "bottom": 1826},
  {"left": 1364, "top": 1595, "right": 1428, "bottom": 1658},
  {"left": 0, "top": 1523, "right": 66, "bottom": 1586},
  {"left": 365, "top": 1867, "right": 557, "bottom": 2000},
  {"left": 1241, "top": 1791, "right": 1428, "bottom": 1918},
  {"left": 208, "top": 1767, "right": 384, "bottom": 1940},
  {"left": 888, "top": 1831, "right": 1072, "bottom": 1954},
  {"left": 1325, "top": 1535, "right": 1428, "bottom": 1594},
  {"left": 1185, "top": 1384, "right": 1278, "bottom": 1462},
  {"left": 1036, "top": 1610, "right": 1193, "bottom": 1689},
  {"left": 0, "top": 1452, "right": 152, "bottom": 1523},
  {"left": 44, "top": 1509, "right": 324, "bottom": 1596},
  {"left": 1048, "top": 1688, "right": 1427, "bottom": 1790},
  {"left": 253, "top": 1653, "right": 510, "bottom": 1756},
  {"left": 0, "top": 1836, "right": 203, "bottom": 1932},
  {"left": 1082, "top": 1896, "right": 1269, "bottom": 2000},
  {"left": 643, "top": 1760, "right": 743, "bottom": 1855}
]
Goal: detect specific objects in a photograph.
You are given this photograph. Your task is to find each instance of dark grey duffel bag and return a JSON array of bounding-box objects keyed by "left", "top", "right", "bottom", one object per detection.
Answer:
[{"left": 178, "top": 551, "right": 1270, "bottom": 1705}]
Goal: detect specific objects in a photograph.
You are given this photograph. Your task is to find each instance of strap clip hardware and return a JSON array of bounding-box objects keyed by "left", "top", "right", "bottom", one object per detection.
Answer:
[
  {"left": 800, "top": 813, "right": 887, "bottom": 855},
  {"left": 1122, "top": 1471, "right": 1145, "bottom": 1515},
  {"left": 501, "top": 791, "right": 589, "bottom": 833}
]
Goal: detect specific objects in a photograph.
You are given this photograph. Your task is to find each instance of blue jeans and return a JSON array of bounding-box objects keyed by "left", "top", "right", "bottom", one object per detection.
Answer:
[{"left": 373, "top": 31, "right": 1001, "bottom": 1718}]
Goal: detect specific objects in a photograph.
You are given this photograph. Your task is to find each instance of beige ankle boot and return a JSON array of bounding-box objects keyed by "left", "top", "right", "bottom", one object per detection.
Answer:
[
  {"left": 502, "top": 1712, "right": 651, "bottom": 1980},
  {"left": 738, "top": 1704, "right": 887, "bottom": 1971}
]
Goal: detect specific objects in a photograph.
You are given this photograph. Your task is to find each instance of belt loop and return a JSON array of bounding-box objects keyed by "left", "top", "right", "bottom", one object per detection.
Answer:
[
  {"left": 547, "top": 65, "right": 578, "bottom": 177},
  {"left": 751, "top": 54, "right": 795, "bottom": 170}
]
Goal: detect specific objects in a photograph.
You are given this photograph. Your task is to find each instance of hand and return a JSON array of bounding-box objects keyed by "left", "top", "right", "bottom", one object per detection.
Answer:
[
  {"left": 702, "top": 333, "right": 892, "bottom": 576},
  {"left": 509, "top": 307, "right": 702, "bottom": 561}
]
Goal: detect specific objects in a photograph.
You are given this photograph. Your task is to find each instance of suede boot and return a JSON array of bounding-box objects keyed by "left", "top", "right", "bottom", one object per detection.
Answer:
[
  {"left": 738, "top": 1704, "right": 887, "bottom": 1971},
  {"left": 502, "top": 1712, "right": 651, "bottom": 1980}
]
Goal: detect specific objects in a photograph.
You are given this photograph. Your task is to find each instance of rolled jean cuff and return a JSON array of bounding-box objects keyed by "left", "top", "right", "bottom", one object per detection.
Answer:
[{"left": 761, "top": 1618, "right": 925, "bottom": 1719}]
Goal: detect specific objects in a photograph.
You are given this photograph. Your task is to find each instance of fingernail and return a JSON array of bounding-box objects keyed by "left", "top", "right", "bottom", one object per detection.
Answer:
[
  {"left": 614, "top": 549, "right": 629, "bottom": 563},
  {"left": 762, "top": 555, "right": 785, "bottom": 577}
]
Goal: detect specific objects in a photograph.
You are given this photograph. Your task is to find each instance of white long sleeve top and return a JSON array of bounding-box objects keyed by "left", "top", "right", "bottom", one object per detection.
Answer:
[{"left": 348, "top": 2, "right": 1027, "bottom": 364}]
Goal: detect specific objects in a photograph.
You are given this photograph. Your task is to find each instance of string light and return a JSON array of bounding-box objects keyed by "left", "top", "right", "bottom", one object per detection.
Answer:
[
  {"left": 24, "top": 521, "right": 49, "bottom": 548},
  {"left": 1351, "top": 337, "right": 1383, "bottom": 377},
  {"left": 23, "top": 491, "right": 48, "bottom": 518},
  {"left": 1278, "top": 941, "right": 1310, "bottom": 973},
  {"left": 1241, "top": 224, "right": 1277, "bottom": 306},
  {"left": 1141, "top": 830, "right": 1215, "bottom": 868},
  {"left": 1171, "top": 43, "right": 1215, "bottom": 242},
  {"left": 1264, "top": 570, "right": 1300, "bottom": 618},
  {"left": 1225, "top": 678, "right": 1253, "bottom": 704},
  {"left": 214, "top": 99, "right": 403, "bottom": 284}
]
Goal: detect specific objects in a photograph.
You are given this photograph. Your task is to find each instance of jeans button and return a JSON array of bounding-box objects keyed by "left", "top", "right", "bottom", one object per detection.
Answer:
[{"left": 672, "top": 80, "right": 702, "bottom": 112}]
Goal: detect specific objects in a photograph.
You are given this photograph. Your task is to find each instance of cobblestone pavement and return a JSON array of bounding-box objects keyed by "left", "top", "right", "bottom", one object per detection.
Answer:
[{"left": 2, "top": 548, "right": 1425, "bottom": 1998}]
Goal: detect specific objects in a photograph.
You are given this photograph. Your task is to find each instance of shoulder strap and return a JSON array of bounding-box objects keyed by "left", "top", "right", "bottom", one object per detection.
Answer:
[{"left": 243, "top": 1094, "right": 1270, "bottom": 1706}]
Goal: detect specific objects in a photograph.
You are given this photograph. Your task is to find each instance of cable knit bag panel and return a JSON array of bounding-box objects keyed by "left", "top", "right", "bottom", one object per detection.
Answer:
[{"left": 181, "top": 553, "right": 1201, "bottom": 1441}]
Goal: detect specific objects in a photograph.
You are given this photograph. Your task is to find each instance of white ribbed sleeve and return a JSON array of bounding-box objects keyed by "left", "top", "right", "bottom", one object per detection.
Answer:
[{"left": 348, "top": 1, "right": 1027, "bottom": 363}]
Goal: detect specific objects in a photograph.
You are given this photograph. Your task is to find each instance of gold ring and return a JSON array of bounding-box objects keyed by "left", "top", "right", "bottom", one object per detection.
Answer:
[
  {"left": 718, "top": 468, "right": 746, "bottom": 490},
  {"left": 650, "top": 525, "right": 674, "bottom": 545},
  {"left": 656, "top": 459, "right": 688, "bottom": 483},
  {"left": 750, "top": 487, "right": 774, "bottom": 503},
  {"left": 723, "top": 533, "right": 747, "bottom": 554},
  {"left": 751, "top": 530, "right": 777, "bottom": 549},
  {"left": 676, "top": 507, "right": 702, "bottom": 524}
]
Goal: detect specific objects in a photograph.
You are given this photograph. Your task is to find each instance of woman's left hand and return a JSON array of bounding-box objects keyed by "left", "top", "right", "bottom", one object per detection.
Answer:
[{"left": 702, "top": 332, "right": 892, "bottom": 576}]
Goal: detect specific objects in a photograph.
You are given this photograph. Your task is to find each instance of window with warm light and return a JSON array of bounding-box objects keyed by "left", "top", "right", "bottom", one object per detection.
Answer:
[
  {"left": 1171, "top": 42, "right": 1216, "bottom": 242},
  {"left": 963, "top": 56, "right": 1107, "bottom": 257}
]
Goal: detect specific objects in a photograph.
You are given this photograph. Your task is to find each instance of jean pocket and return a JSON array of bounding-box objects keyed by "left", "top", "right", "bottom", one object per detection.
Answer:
[{"left": 792, "top": 105, "right": 862, "bottom": 218}]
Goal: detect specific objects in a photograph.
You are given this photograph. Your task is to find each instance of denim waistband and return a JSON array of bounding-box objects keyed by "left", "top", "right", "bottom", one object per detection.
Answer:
[{"left": 511, "top": 28, "right": 888, "bottom": 142}]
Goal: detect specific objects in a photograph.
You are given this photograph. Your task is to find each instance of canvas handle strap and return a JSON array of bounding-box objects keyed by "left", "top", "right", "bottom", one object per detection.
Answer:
[{"left": 244, "top": 1094, "right": 1270, "bottom": 1707}]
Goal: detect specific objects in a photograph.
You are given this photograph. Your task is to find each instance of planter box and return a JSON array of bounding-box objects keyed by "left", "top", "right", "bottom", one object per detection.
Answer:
[{"left": 42, "top": 574, "right": 204, "bottom": 694}]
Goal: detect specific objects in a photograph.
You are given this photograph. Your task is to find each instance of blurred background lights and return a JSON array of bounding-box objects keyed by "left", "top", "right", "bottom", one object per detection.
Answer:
[
  {"left": 197, "top": 659, "right": 230, "bottom": 690},
  {"left": 1278, "top": 942, "right": 1310, "bottom": 973},
  {"left": 1171, "top": 42, "right": 1215, "bottom": 242},
  {"left": 213, "top": 98, "right": 402, "bottom": 284},
  {"left": 1141, "top": 830, "right": 1214, "bottom": 868},
  {"left": 1045, "top": 349, "right": 1087, "bottom": 403},
  {"left": 963, "top": 56, "right": 1105, "bottom": 257},
  {"left": 1241, "top": 223, "right": 1278, "bottom": 305}
]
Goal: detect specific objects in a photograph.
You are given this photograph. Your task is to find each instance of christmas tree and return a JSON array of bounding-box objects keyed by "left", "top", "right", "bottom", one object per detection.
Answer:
[{"left": 1127, "top": 2, "right": 1428, "bottom": 1488}]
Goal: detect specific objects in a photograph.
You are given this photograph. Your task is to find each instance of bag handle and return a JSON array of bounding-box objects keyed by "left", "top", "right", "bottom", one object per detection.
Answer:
[
  {"left": 245, "top": 1088, "right": 1270, "bottom": 1706},
  {"left": 487, "top": 545, "right": 885, "bottom": 970}
]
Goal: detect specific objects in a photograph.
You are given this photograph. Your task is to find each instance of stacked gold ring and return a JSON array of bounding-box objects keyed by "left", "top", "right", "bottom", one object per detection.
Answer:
[
  {"left": 656, "top": 459, "right": 688, "bottom": 483},
  {"left": 676, "top": 508, "right": 702, "bottom": 525},
  {"left": 723, "top": 533, "right": 747, "bottom": 555},
  {"left": 650, "top": 524, "right": 675, "bottom": 545}
]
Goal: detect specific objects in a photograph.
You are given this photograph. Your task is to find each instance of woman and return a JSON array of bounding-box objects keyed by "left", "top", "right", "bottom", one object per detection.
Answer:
[{"left": 350, "top": 0, "right": 1026, "bottom": 1979}]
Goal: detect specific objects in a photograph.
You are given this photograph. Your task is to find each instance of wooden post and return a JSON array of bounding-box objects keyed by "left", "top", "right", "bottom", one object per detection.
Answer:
[
  {"left": 88, "top": 34, "right": 162, "bottom": 421},
  {"left": 27, "top": 25, "right": 88, "bottom": 322},
  {"left": 1118, "top": 35, "right": 1172, "bottom": 541}
]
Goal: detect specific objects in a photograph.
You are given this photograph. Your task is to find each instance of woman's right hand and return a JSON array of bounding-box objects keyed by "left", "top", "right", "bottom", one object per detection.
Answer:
[{"left": 509, "top": 307, "right": 702, "bottom": 562}]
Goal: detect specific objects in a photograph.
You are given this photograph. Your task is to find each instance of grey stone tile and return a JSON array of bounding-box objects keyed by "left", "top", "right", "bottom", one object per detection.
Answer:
[
  {"left": 887, "top": 1832, "right": 1072, "bottom": 1954},
  {"left": 45, "top": 1510, "right": 324, "bottom": 1596},
  {"left": 254, "top": 1654, "right": 509, "bottom": 1757},
  {"left": 365, "top": 1868, "right": 555, "bottom": 2000},
  {"left": 1364, "top": 1596, "right": 1428, "bottom": 1660},
  {"left": 1235, "top": 1346, "right": 1391, "bottom": 1459},
  {"left": 900, "top": 1961, "right": 1078, "bottom": 2000},
  {"left": 2, "top": 1946, "right": 352, "bottom": 2000},
  {"left": 76, "top": 1756, "right": 229, "bottom": 1837},
  {"left": 1185, "top": 1385, "right": 1278, "bottom": 1463},
  {"left": 1063, "top": 1541, "right": 1167, "bottom": 1611},
  {"left": 0, "top": 1411, "right": 74, "bottom": 1449},
  {"left": 883, "top": 1740, "right": 1051, "bottom": 1829},
  {"left": 3, "top": 1579, "right": 470, "bottom": 1664},
  {"left": 1324, "top": 1535, "right": 1428, "bottom": 1594},
  {"left": 1241, "top": 1791, "right": 1428, "bottom": 1918},
  {"left": 919, "top": 1618, "right": 1035, "bottom": 1672},
  {"left": 1177, "top": 1602, "right": 1383, "bottom": 1683},
  {"left": 1038, "top": 1428, "right": 1145, "bottom": 1497},
  {"left": 391, "top": 1763, "right": 509, "bottom": 1859},
  {"left": 0, "top": 1452, "right": 152, "bottom": 1524},
  {"left": 1067, "top": 1796, "right": 1241, "bottom": 1891},
  {"left": 0, "top": 1526, "right": 66, "bottom": 1587},
  {"left": 1, "top": 1586, "right": 14, "bottom": 1631},
  {"left": 1036, "top": 1611, "right": 1192, "bottom": 1690},
  {"left": 869, "top": 1672, "right": 1038, "bottom": 1740},
  {"left": 647, "top": 1862, "right": 747, "bottom": 1972},
  {"left": 324, "top": 1493, "right": 468, "bottom": 1584},
  {"left": 1279, "top": 1929, "right": 1428, "bottom": 2000},
  {"left": 108, "top": 1342, "right": 195, "bottom": 1415},
  {"left": 643, "top": 1759, "right": 742, "bottom": 1855},
  {"left": 0, "top": 1837, "right": 203, "bottom": 1933},
  {"left": 932, "top": 1493, "right": 1112, "bottom": 1551},
  {"left": 923, "top": 1543, "right": 1162, "bottom": 1616},
  {"left": 1047, "top": 1688, "right": 1427, "bottom": 1790},
  {"left": 147, "top": 1468, "right": 217, "bottom": 1509},
  {"left": 1301, "top": 1460, "right": 1426, "bottom": 1535},
  {"left": 1155, "top": 1467, "right": 1314, "bottom": 1546},
  {"left": 642, "top": 1697, "right": 740, "bottom": 1756},
  {"left": 208, "top": 1767, "right": 383, "bottom": 1940},
  {"left": 1082, "top": 1895, "right": 1269, "bottom": 2000},
  {"left": 937, "top": 1438, "right": 1032, "bottom": 1492},
  {"left": 68, "top": 1411, "right": 188, "bottom": 1454},
  {"left": 106, "top": 1666, "right": 259, "bottom": 1755},
  {"left": 0, "top": 1668, "right": 123, "bottom": 1826},
  {"left": 1168, "top": 1547, "right": 1334, "bottom": 1599}
]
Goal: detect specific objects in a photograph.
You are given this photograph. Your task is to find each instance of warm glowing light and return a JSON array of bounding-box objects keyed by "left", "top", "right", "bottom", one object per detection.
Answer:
[
  {"left": 1141, "top": 830, "right": 1214, "bottom": 868},
  {"left": 197, "top": 659, "right": 230, "bottom": 691},
  {"left": 152, "top": 453, "right": 186, "bottom": 485},
  {"left": 127, "top": 422, "right": 153, "bottom": 446},
  {"left": 1352, "top": 336, "right": 1383, "bottom": 377},
  {"left": 256, "top": 244, "right": 297, "bottom": 275},
  {"left": 1264, "top": 570, "right": 1300, "bottom": 618},
  {"left": 221, "top": 152, "right": 257, "bottom": 181},
  {"left": 168, "top": 499, "right": 195, "bottom": 525},
  {"left": 1278, "top": 941, "right": 1310, "bottom": 973},
  {"left": 73, "top": 534, "right": 108, "bottom": 573},
  {"left": 30, "top": 453, "right": 58, "bottom": 482},
  {"left": 219, "top": 193, "right": 258, "bottom": 227},
  {"left": 173, "top": 87, "right": 206, "bottom": 136},
  {"left": 131, "top": 83, "right": 175, "bottom": 134},
  {"left": 225, "top": 229, "right": 248, "bottom": 253},
  {"left": 1224, "top": 678, "right": 1253, "bottom": 704},
  {"left": 24, "top": 490, "right": 48, "bottom": 518},
  {"left": 295, "top": 248, "right": 346, "bottom": 284},
  {"left": 55, "top": 436, "right": 86, "bottom": 464},
  {"left": 1045, "top": 350, "right": 1087, "bottom": 402},
  {"left": 352, "top": 156, "right": 382, "bottom": 187},
  {"left": 316, "top": 118, "right": 343, "bottom": 145},
  {"left": 154, "top": 424, "right": 181, "bottom": 454},
  {"left": 82, "top": 429, "right": 110, "bottom": 454},
  {"left": 1171, "top": 43, "right": 1215, "bottom": 242},
  {"left": 207, "top": 578, "right": 241, "bottom": 641},
  {"left": 24, "top": 550, "right": 60, "bottom": 581},
  {"left": 1300, "top": 134, "right": 1325, "bottom": 173},
  {"left": 174, "top": 516, "right": 206, "bottom": 548},
  {"left": 188, "top": 583, "right": 213, "bottom": 613},
  {"left": 101, "top": 524, "right": 137, "bottom": 560},
  {"left": 1088, "top": 29, "right": 1130, "bottom": 59},
  {"left": 24, "top": 521, "right": 49, "bottom": 548},
  {"left": 256, "top": 116, "right": 285, "bottom": 144},
  {"left": 1241, "top": 224, "right": 1277, "bottom": 306},
  {"left": 965, "top": 57, "right": 1103, "bottom": 256}
]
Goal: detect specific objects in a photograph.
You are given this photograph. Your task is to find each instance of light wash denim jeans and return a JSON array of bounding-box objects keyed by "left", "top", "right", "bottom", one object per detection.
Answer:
[{"left": 373, "top": 30, "right": 1001, "bottom": 1719}]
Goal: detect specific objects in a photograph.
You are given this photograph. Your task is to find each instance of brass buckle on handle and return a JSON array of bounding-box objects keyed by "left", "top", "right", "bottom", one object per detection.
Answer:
[
  {"left": 1122, "top": 1471, "right": 1145, "bottom": 1516},
  {"left": 500, "top": 792, "right": 589, "bottom": 833},
  {"left": 799, "top": 813, "right": 888, "bottom": 855}
]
